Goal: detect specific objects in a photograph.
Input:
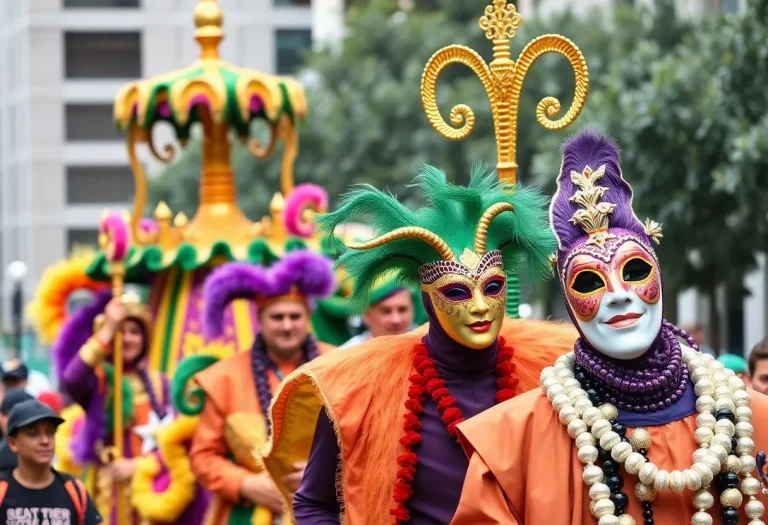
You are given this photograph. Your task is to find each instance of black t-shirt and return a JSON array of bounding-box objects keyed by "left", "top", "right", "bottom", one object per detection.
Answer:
[{"left": 0, "top": 472, "right": 102, "bottom": 525}]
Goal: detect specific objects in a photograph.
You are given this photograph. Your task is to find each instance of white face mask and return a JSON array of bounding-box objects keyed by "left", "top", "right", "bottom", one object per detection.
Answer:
[{"left": 565, "top": 240, "right": 663, "bottom": 360}]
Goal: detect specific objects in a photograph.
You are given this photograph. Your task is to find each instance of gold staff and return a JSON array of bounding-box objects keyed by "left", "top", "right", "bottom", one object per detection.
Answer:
[{"left": 98, "top": 211, "right": 131, "bottom": 525}]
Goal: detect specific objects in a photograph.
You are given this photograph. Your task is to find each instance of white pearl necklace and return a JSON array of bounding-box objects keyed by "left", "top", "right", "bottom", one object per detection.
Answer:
[{"left": 540, "top": 348, "right": 765, "bottom": 525}]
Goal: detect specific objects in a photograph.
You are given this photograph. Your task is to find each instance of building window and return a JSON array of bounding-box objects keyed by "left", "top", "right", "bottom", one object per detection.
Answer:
[
  {"left": 66, "top": 166, "right": 133, "bottom": 204},
  {"left": 275, "top": 29, "right": 312, "bottom": 75},
  {"left": 65, "top": 32, "right": 142, "bottom": 79},
  {"left": 274, "top": 0, "right": 311, "bottom": 6},
  {"left": 65, "top": 104, "right": 122, "bottom": 141},
  {"left": 67, "top": 228, "right": 100, "bottom": 252},
  {"left": 64, "top": 0, "right": 140, "bottom": 7}
]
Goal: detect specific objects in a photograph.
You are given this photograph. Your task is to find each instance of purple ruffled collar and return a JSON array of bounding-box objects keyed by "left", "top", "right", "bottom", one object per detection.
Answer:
[{"left": 574, "top": 320, "right": 691, "bottom": 413}]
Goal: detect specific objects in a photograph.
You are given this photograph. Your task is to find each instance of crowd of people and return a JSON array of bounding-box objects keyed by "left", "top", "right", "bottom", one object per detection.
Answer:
[
  {"left": 4, "top": 1, "right": 768, "bottom": 523},
  {"left": 1, "top": 133, "right": 766, "bottom": 525}
]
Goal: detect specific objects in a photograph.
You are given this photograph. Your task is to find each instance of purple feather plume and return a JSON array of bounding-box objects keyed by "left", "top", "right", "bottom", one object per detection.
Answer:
[
  {"left": 550, "top": 129, "right": 650, "bottom": 257},
  {"left": 203, "top": 250, "right": 335, "bottom": 340},
  {"left": 52, "top": 289, "right": 112, "bottom": 385}
]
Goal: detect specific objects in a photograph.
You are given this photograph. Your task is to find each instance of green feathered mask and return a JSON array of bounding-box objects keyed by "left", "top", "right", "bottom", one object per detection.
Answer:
[{"left": 318, "top": 164, "right": 556, "bottom": 314}]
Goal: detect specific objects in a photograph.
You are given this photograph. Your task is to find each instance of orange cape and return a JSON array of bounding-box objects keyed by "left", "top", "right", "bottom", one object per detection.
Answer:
[
  {"left": 451, "top": 379, "right": 768, "bottom": 524},
  {"left": 264, "top": 318, "right": 578, "bottom": 524}
]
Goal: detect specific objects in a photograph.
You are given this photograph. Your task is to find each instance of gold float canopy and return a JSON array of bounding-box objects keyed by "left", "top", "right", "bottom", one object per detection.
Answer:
[{"left": 112, "top": 0, "right": 307, "bottom": 258}]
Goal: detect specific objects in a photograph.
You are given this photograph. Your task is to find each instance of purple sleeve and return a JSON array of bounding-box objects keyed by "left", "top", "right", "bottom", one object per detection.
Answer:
[
  {"left": 292, "top": 409, "right": 342, "bottom": 524},
  {"left": 62, "top": 354, "right": 99, "bottom": 409}
]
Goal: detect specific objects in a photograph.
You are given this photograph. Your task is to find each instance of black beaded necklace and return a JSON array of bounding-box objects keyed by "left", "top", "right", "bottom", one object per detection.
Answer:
[
  {"left": 576, "top": 363, "right": 655, "bottom": 524},
  {"left": 713, "top": 408, "right": 742, "bottom": 525},
  {"left": 578, "top": 363, "right": 744, "bottom": 525},
  {"left": 249, "top": 334, "right": 319, "bottom": 431}
]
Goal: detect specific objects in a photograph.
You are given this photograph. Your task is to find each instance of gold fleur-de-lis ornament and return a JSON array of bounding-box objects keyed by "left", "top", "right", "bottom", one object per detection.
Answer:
[{"left": 421, "top": 0, "right": 590, "bottom": 184}]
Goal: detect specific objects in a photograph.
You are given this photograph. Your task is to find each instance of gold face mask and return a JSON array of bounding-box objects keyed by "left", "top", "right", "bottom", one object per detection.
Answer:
[{"left": 419, "top": 250, "right": 507, "bottom": 350}]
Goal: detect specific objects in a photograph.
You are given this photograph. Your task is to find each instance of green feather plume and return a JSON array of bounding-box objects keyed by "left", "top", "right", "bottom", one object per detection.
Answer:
[{"left": 318, "top": 164, "right": 556, "bottom": 313}]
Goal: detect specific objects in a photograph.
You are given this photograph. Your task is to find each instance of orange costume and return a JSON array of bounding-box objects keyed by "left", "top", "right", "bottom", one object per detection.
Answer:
[
  {"left": 453, "top": 389, "right": 768, "bottom": 524},
  {"left": 173, "top": 250, "right": 337, "bottom": 525},
  {"left": 191, "top": 349, "right": 330, "bottom": 524},
  {"left": 269, "top": 318, "right": 576, "bottom": 523}
]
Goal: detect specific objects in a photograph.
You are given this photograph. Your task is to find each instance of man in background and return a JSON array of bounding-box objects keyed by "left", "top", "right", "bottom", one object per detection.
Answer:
[
  {"left": 0, "top": 359, "right": 29, "bottom": 393},
  {"left": 0, "top": 359, "right": 29, "bottom": 414},
  {"left": 341, "top": 274, "right": 423, "bottom": 348},
  {"left": 0, "top": 389, "right": 34, "bottom": 470},
  {"left": 749, "top": 337, "right": 768, "bottom": 394}
]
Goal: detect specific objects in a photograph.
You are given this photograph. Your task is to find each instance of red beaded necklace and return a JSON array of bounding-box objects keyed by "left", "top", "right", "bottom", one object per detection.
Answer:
[{"left": 389, "top": 337, "right": 519, "bottom": 523}]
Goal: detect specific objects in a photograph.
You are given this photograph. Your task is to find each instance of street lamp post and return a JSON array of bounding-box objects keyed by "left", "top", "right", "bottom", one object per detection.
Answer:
[{"left": 7, "top": 261, "right": 28, "bottom": 358}]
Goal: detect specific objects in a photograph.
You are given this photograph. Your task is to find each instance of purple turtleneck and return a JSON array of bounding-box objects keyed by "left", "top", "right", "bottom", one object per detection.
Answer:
[{"left": 293, "top": 297, "right": 500, "bottom": 524}]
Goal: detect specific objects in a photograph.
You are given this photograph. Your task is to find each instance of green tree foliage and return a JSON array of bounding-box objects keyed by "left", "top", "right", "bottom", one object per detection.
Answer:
[{"left": 621, "top": 0, "right": 768, "bottom": 345}]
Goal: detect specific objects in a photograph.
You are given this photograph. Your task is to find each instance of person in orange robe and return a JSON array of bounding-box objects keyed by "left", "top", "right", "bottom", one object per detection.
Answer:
[
  {"left": 264, "top": 166, "right": 578, "bottom": 524},
  {"left": 181, "top": 250, "right": 336, "bottom": 525},
  {"left": 452, "top": 130, "right": 768, "bottom": 525}
]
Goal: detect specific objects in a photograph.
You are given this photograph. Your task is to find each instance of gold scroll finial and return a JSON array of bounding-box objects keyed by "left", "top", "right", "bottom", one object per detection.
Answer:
[
  {"left": 421, "top": 0, "right": 589, "bottom": 185},
  {"left": 194, "top": 0, "right": 223, "bottom": 60}
]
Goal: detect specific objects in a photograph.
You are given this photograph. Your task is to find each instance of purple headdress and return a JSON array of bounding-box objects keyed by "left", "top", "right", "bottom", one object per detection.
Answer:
[
  {"left": 549, "top": 129, "right": 663, "bottom": 280},
  {"left": 203, "top": 250, "right": 336, "bottom": 340},
  {"left": 53, "top": 288, "right": 112, "bottom": 385}
]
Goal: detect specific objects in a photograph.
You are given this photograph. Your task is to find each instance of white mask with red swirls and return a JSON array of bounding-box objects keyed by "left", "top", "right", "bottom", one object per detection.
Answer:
[{"left": 564, "top": 240, "right": 663, "bottom": 360}]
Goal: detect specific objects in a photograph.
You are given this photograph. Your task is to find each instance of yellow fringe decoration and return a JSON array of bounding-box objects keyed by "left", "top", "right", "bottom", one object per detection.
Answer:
[
  {"left": 27, "top": 250, "right": 109, "bottom": 345},
  {"left": 131, "top": 415, "right": 198, "bottom": 522}
]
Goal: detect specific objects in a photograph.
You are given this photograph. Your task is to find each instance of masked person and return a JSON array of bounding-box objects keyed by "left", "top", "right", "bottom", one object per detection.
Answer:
[
  {"left": 0, "top": 399, "right": 102, "bottom": 524},
  {"left": 265, "top": 166, "right": 577, "bottom": 524},
  {"left": 451, "top": 130, "right": 768, "bottom": 525},
  {"left": 184, "top": 250, "right": 336, "bottom": 524}
]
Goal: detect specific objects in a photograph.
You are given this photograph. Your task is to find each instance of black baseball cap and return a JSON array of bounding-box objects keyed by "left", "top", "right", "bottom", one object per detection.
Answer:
[
  {"left": 7, "top": 400, "right": 64, "bottom": 436},
  {"left": 0, "top": 389, "right": 33, "bottom": 415},
  {"left": 1, "top": 359, "right": 28, "bottom": 382}
]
